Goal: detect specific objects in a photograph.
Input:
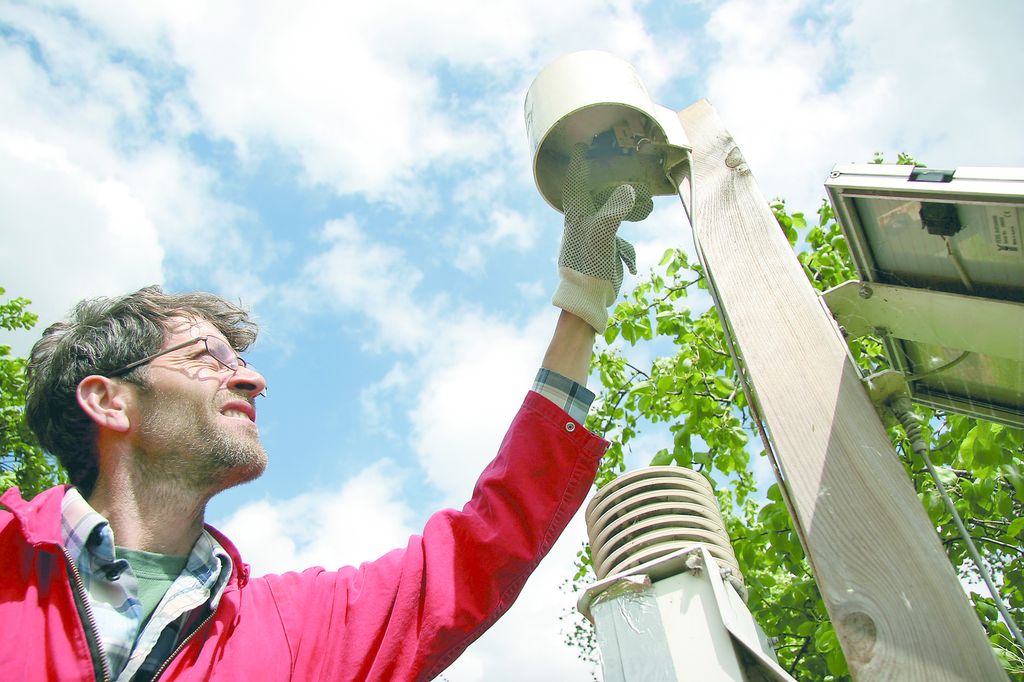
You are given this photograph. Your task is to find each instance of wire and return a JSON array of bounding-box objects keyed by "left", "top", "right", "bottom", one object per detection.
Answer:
[
  {"left": 892, "top": 397, "right": 1024, "bottom": 649},
  {"left": 944, "top": 237, "right": 976, "bottom": 294},
  {"left": 906, "top": 350, "right": 971, "bottom": 382}
]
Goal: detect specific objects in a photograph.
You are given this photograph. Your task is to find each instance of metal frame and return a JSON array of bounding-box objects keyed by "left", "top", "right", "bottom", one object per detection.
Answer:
[{"left": 824, "top": 164, "right": 1024, "bottom": 427}]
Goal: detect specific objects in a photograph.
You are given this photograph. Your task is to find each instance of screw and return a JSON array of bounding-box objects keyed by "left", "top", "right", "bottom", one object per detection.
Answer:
[{"left": 859, "top": 285, "right": 873, "bottom": 299}]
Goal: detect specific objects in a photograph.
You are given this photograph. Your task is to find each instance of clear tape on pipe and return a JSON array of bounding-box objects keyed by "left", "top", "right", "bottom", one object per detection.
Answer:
[{"left": 591, "top": 575, "right": 678, "bottom": 682}]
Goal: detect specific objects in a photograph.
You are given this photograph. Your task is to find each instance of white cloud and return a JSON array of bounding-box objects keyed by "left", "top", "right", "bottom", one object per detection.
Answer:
[
  {"left": 216, "top": 460, "right": 416, "bottom": 575},
  {"left": 360, "top": 362, "right": 413, "bottom": 440},
  {"left": 0, "top": 4, "right": 270, "bottom": 351},
  {"left": 0, "top": 0, "right": 700, "bottom": 349},
  {"left": 488, "top": 207, "right": 538, "bottom": 252},
  {"left": 516, "top": 279, "right": 546, "bottom": 299},
  {"left": 287, "top": 215, "right": 435, "bottom": 352},
  {"left": 0, "top": 129, "right": 165, "bottom": 352},
  {"left": 23, "top": 0, "right": 688, "bottom": 208},
  {"left": 704, "top": 0, "right": 1024, "bottom": 215},
  {"left": 408, "top": 308, "right": 559, "bottom": 507},
  {"left": 454, "top": 207, "right": 540, "bottom": 275}
]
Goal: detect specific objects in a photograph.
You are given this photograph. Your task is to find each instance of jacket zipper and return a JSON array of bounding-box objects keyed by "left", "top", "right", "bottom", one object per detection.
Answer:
[
  {"left": 60, "top": 545, "right": 112, "bottom": 682},
  {"left": 147, "top": 608, "right": 217, "bottom": 682}
]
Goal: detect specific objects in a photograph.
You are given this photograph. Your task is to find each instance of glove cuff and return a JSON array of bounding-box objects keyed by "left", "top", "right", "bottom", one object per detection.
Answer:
[{"left": 552, "top": 266, "right": 616, "bottom": 333}]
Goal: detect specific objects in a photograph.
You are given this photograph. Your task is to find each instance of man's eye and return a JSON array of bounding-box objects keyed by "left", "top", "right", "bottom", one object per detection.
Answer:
[{"left": 195, "top": 351, "right": 220, "bottom": 366}]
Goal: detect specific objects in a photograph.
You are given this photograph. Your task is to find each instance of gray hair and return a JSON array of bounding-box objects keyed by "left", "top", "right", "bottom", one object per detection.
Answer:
[{"left": 25, "top": 285, "right": 258, "bottom": 497}]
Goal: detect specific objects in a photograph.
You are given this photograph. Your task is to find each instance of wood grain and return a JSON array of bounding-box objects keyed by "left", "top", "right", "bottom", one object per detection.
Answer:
[{"left": 676, "top": 99, "right": 1006, "bottom": 681}]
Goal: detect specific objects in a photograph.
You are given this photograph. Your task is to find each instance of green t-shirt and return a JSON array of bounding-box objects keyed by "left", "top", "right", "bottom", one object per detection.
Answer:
[{"left": 115, "top": 547, "right": 190, "bottom": 626}]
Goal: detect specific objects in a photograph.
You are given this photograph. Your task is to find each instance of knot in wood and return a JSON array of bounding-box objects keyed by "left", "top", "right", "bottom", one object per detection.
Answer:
[
  {"left": 725, "top": 146, "right": 747, "bottom": 171},
  {"left": 839, "top": 611, "right": 877, "bottom": 664}
]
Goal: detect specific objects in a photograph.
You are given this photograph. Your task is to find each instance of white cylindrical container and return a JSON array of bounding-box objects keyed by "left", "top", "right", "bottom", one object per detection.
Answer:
[{"left": 524, "top": 50, "right": 691, "bottom": 214}]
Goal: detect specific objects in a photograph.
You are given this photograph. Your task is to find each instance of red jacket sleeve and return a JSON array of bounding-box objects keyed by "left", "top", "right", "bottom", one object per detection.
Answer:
[{"left": 259, "top": 391, "right": 607, "bottom": 682}]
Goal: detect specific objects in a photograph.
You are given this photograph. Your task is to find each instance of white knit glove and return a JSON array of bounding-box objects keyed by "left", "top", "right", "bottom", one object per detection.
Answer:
[{"left": 551, "top": 143, "right": 649, "bottom": 332}]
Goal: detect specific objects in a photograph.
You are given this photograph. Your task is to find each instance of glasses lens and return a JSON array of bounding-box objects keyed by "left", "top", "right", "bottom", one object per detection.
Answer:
[{"left": 206, "top": 337, "right": 240, "bottom": 371}]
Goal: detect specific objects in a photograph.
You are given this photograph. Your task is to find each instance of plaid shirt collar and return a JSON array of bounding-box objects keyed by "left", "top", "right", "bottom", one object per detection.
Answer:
[{"left": 61, "top": 488, "right": 233, "bottom": 681}]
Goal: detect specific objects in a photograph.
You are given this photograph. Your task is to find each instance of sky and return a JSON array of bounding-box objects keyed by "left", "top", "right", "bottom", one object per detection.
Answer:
[{"left": 2, "top": 0, "right": 1023, "bottom": 680}]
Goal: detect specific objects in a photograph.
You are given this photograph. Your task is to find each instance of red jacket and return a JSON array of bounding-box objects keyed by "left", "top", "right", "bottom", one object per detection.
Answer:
[{"left": 0, "top": 393, "right": 606, "bottom": 682}]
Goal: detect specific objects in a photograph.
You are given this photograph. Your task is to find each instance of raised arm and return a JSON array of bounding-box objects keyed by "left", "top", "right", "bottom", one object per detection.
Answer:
[{"left": 540, "top": 310, "right": 595, "bottom": 386}]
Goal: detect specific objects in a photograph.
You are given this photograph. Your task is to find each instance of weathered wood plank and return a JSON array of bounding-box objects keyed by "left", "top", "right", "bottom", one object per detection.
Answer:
[{"left": 676, "top": 98, "right": 1006, "bottom": 680}]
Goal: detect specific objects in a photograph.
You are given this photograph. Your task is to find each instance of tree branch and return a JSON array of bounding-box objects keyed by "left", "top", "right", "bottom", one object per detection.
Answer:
[{"left": 942, "top": 534, "right": 1023, "bottom": 555}]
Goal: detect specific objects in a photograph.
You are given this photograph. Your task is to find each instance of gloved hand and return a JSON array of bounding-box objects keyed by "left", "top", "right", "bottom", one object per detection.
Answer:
[{"left": 551, "top": 143, "right": 650, "bottom": 332}]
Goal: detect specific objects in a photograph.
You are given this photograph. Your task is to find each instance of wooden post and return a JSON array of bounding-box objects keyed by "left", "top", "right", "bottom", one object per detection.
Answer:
[{"left": 676, "top": 99, "right": 1007, "bottom": 680}]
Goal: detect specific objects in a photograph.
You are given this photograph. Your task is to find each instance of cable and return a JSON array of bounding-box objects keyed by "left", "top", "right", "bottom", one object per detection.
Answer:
[
  {"left": 892, "top": 396, "right": 1024, "bottom": 649},
  {"left": 906, "top": 350, "right": 971, "bottom": 382},
  {"left": 944, "top": 237, "right": 976, "bottom": 294}
]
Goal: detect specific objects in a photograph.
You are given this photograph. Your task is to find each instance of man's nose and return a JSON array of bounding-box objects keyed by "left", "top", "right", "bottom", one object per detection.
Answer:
[{"left": 228, "top": 364, "right": 268, "bottom": 398}]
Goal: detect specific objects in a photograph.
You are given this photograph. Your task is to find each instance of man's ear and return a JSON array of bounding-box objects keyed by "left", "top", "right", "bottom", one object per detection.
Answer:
[{"left": 77, "top": 376, "right": 133, "bottom": 433}]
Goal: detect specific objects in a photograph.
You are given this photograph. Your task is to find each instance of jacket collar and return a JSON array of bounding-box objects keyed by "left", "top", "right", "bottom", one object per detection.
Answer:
[
  {"left": 1, "top": 485, "right": 71, "bottom": 549},
  {"left": 1, "top": 485, "right": 252, "bottom": 588},
  {"left": 205, "top": 524, "right": 251, "bottom": 589}
]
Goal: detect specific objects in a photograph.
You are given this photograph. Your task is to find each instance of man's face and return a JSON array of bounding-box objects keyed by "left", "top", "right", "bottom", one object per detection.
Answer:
[{"left": 128, "top": 318, "right": 268, "bottom": 494}]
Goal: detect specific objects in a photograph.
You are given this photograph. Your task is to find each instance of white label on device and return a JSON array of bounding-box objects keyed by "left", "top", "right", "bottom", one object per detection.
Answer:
[{"left": 987, "top": 207, "right": 1023, "bottom": 258}]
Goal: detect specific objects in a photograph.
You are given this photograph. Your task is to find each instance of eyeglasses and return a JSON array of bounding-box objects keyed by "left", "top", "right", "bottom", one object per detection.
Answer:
[{"left": 108, "top": 336, "right": 252, "bottom": 378}]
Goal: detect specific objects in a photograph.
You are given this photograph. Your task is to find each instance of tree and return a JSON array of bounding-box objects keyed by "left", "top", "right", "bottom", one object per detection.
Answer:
[
  {"left": 565, "top": 167, "right": 1024, "bottom": 679},
  {"left": 0, "top": 288, "right": 68, "bottom": 499}
]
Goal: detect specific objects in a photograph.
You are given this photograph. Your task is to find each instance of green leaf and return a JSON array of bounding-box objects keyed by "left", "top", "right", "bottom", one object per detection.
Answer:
[
  {"left": 975, "top": 442, "right": 1002, "bottom": 468},
  {"left": 621, "top": 322, "right": 636, "bottom": 344},
  {"left": 735, "top": 427, "right": 750, "bottom": 447},
  {"left": 651, "top": 449, "right": 674, "bottom": 466},
  {"left": 826, "top": 645, "right": 850, "bottom": 677},
  {"left": 959, "top": 428, "right": 977, "bottom": 467},
  {"left": 919, "top": 490, "right": 946, "bottom": 525},
  {"left": 830, "top": 234, "right": 849, "bottom": 255},
  {"left": 630, "top": 380, "right": 654, "bottom": 396},
  {"left": 934, "top": 467, "right": 958, "bottom": 487},
  {"left": 1001, "top": 463, "right": 1024, "bottom": 504},
  {"left": 712, "top": 376, "right": 736, "bottom": 398},
  {"left": 815, "top": 624, "right": 838, "bottom": 652}
]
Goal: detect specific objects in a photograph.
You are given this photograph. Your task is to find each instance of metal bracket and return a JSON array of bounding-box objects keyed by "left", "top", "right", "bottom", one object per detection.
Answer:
[
  {"left": 862, "top": 370, "right": 911, "bottom": 429},
  {"left": 821, "top": 279, "right": 1024, "bottom": 362}
]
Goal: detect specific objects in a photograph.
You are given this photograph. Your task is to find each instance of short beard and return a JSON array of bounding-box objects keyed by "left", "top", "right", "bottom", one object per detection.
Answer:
[{"left": 133, "top": 388, "right": 267, "bottom": 498}]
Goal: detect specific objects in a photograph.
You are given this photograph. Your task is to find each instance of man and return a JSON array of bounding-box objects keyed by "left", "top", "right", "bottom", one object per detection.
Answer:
[{"left": 0, "top": 144, "right": 648, "bottom": 681}]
